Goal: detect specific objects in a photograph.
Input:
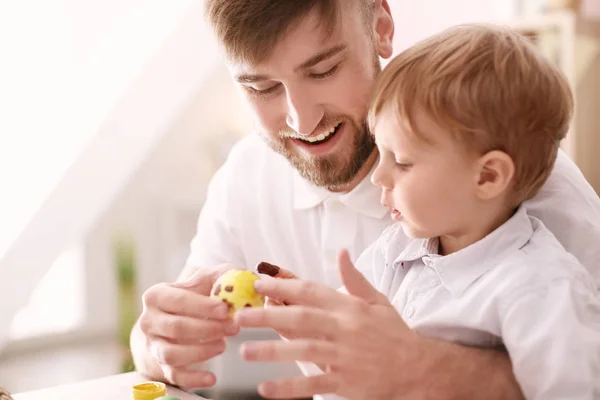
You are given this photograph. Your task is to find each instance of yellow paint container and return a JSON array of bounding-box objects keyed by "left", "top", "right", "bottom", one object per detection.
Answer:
[{"left": 132, "top": 381, "right": 167, "bottom": 400}]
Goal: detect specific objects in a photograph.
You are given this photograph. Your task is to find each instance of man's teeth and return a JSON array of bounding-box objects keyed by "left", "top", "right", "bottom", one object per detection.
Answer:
[{"left": 290, "top": 122, "right": 342, "bottom": 142}]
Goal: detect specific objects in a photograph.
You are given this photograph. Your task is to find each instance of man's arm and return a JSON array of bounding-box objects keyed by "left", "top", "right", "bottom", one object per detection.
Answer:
[
  {"left": 525, "top": 149, "right": 600, "bottom": 282},
  {"left": 130, "top": 321, "right": 167, "bottom": 381},
  {"left": 420, "top": 339, "right": 523, "bottom": 400},
  {"left": 130, "top": 263, "right": 236, "bottom": 388},
  {"left": 130, "top": 141, "right": 248, "bottom": 386},
  {"left": 130, "top": 262, "right": 204, "bottom": 382}
]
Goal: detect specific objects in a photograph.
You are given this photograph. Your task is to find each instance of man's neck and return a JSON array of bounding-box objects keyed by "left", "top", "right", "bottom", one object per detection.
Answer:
[{"left": 328, "top": 149, "right": 379, "bottom": 193}]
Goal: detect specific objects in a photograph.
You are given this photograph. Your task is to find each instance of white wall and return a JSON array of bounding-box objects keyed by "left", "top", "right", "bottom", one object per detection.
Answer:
[
  {"left": 388, "top": 0, "right": 512, "bottom": 54},
  {"left": 583, "top": 0, "right": 600, "bottom": 20}
]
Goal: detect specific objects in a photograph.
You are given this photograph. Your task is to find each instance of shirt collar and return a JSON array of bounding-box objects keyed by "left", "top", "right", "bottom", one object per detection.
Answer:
[
  {"left": 394, "top": 206, "right": 534, "bottom": 297},
  {"left": 292, "top": 170, "right": 331, "bottom": 210},
  {"left": 293, "top": 164, "right": 389, "bottom": 219},
  {"left": 393, "top": 237, "right": 440, "bottom": 263}
]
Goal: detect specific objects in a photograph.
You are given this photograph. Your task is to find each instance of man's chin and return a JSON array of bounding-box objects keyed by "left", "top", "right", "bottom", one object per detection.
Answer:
[
  {"left": 264, "top": 125, "right": 375, "bottom": 189},
  {"left": 288, "top": 153, "right": 364, "bottom": 189}
]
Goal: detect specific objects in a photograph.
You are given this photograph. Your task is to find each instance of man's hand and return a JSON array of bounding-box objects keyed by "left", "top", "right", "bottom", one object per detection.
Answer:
[
  {"left": 235, "top": 250, "right": 427, "bottom": 400},
  {"left": 134, "top": 264, "right": 240, "bottom": 388}
]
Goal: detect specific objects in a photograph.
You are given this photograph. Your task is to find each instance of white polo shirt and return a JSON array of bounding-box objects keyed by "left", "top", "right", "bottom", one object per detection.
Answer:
[
  {"left": 185, "top": 134, "right": 394, "bottom": 287},
  {"left": 355, "top": 206, "right": 600, "bottom": 399}
]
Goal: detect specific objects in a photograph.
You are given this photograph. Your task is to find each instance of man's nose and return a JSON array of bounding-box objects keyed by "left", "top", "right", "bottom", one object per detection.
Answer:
[{"left": 285, "top": 89, "right": 324, "bottom": 136}]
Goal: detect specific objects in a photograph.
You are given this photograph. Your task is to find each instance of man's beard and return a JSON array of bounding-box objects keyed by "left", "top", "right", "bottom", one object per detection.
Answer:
[{"left": 265, "top": 116, "right": 376, "bottom": 190}]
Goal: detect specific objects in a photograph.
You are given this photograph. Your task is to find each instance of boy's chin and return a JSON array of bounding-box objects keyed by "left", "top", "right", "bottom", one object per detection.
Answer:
[{"left": 400, "top": 223, "right": 432, "bottom": 240}]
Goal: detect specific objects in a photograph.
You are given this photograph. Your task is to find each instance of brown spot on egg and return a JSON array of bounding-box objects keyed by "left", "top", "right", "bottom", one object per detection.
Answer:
[
  {"left": 222, "top": 299, "right": 233, "bottom": 310},
  {"left": 225, "top": 285, "right": 234, "bottom": 292},
  {"left": 213, "top": 284, "right": 221, "bottom": 296}
]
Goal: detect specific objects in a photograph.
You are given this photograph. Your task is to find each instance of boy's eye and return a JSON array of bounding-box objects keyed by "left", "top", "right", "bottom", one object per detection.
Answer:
[
  {"left": 396, "top": 162, "right": 412, "bottom": 171},
  {"left": 309, "top": 64, "right": 340, "bottom": 79}
]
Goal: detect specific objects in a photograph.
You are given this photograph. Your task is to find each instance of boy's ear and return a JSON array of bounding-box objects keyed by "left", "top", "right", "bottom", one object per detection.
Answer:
[
  {"left": 474, "top": 150, "right": 515, "bottom": 200},
  {"left": 374, "top": 0, "right": 394, "bottom": 59}
]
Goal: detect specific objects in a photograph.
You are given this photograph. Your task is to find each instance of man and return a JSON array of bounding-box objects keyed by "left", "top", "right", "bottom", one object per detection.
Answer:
[{"left": 130, "top": 1, "right": 600, "bottom": 399}]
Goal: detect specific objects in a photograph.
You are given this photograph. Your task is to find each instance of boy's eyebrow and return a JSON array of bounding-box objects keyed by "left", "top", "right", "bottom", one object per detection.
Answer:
[{"left": 295, "top": 44, "right": 347, "bottom": 71}]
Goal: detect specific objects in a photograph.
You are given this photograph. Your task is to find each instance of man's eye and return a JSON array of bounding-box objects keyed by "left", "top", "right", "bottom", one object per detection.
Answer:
[
  {"left": 309, "top": 64, "right": 340, "bottom": 79},
  {"left": 246, "top": 83, "right": 281, "bottom": 97}
]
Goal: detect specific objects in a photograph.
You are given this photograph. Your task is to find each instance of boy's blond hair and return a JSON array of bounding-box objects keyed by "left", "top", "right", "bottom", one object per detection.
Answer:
[
  {"left": 368, "top": 24, "right": 574, "bottom": 205},
  {"left": 204, "top": 0, "right": 373, "bottom": 66}
]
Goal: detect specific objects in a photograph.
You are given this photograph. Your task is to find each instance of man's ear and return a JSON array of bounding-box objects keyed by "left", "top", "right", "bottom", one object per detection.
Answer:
[
  {"left": 474, "top": 150, "right": 515, "bottom": 200},
  {"left": 373, "top": 0, "right": 394, "bottom": 59}
]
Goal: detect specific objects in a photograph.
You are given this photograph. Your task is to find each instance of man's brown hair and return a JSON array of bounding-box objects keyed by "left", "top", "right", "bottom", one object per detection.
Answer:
[
  {"left": 204, "top": 0, "right": 373, "bottom": 66},
  {"left": 368, "top": 24, "right": 574, "bottom": 205}
]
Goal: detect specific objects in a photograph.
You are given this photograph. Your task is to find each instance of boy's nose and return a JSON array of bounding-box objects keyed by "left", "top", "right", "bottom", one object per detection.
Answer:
[{"left": 371, "top": 162, "right": 388, "bottom": 189}]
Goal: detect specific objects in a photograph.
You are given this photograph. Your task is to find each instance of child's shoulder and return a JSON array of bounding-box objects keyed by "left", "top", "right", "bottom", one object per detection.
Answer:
[
  {"left": 491, "top": 216, "right": 592, "bottom": 292},
  {"left": 518, "top": 216, "right": 582, "bottom": 271}
]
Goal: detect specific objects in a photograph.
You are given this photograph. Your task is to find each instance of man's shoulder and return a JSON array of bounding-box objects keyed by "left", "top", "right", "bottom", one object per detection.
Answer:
[
  {"left": 533, "top": 149, "right": 600, "bottom": 206},
  {"left": 524, "top": 149, "right": 600, "bottom": 272}
]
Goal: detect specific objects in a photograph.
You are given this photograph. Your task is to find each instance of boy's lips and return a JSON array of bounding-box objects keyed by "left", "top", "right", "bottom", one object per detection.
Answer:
[{"left": 391, "top": 208, "right": 402, "bottom": 221}]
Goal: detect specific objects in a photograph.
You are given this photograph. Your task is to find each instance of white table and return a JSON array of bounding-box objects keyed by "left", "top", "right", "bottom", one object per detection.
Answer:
[{"left": 13, "top": 372, "right": 208, "bottom": 400}]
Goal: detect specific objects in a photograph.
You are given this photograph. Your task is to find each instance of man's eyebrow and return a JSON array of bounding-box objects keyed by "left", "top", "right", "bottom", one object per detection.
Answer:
[
  {"left": 234, "top": 74, "right": 271, "bottom": 84},
  {"left": 296, "top": 44, "right": 347, "bottom": 71},
  {"left": 233, "top": 44, "right": 347, "bottom": 83}
]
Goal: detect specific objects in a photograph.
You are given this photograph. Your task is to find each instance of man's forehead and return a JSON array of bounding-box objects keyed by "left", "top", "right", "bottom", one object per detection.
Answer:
[{"left": 228, "top": 5, "right": 353, "bottom": 75}]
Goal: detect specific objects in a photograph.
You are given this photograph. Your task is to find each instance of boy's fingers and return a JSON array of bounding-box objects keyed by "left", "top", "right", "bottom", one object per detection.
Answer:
[
  {"left": 266, "top": 297, "right": 290, "bottom": 307},
  {"left": 256, "top": 262, "right": 298, "bottom": 279}
]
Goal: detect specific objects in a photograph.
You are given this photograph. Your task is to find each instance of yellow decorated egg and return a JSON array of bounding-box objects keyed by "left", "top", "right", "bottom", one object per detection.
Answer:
[{"left": 210, "top": 270, "right": 265, "bottom": 316}]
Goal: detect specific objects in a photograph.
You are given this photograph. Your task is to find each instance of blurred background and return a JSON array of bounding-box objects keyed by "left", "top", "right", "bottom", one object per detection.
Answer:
[{"left": 0, "top": 0, "right": 598, "bottom": 397}]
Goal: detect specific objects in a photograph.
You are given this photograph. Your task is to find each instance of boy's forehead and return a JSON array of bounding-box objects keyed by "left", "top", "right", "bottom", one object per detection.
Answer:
[{"left": 375, "top": 107, "right": 441, "bottom": 148}]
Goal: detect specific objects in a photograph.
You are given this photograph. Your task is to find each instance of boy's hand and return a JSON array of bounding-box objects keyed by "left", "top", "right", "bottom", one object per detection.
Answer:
[
  {"left": 237, "top": 250, "right": 424, "bottom": 400},
  {"left": 256, "top": 262, "right": 297, "bottom": 307},
  {"left": 255, "top": 261, "right": 303, "bottom": 340}
]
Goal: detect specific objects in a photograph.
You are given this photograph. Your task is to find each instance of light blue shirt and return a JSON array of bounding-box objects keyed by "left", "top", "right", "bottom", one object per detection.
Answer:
[{"left": 356, "top": 206, "right": 600, "bottom": 399}]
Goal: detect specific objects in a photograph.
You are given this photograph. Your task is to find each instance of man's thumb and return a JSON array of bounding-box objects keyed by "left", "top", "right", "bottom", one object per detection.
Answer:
[{"left": 338, "top": 249, "right": 386, "bottom": 305}]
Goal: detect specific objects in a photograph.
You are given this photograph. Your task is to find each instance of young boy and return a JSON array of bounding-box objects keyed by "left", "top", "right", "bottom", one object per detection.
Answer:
[{"left": 361, "top": 24, "right": 600, "bottom": 399}]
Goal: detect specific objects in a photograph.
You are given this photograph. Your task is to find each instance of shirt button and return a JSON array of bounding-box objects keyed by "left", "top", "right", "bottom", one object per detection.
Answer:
[{"left": 405, "top": 305, "right": 415, "bottom": 318}]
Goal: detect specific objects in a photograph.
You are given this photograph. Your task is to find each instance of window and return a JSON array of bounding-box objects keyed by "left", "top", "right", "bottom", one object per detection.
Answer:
[{"left": 9, "top": 245, "right": 86, "bottom": 340}]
